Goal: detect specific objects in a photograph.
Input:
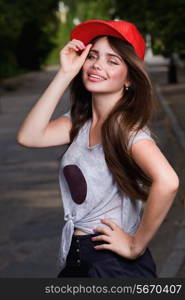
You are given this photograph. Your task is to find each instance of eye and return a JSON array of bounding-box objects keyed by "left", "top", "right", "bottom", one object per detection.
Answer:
[
  {"left": 87, "top": 54, "right": 96, "bottom": 59},
  {"left": 110, "top": 60, "right": 119, "bottom": 65}
]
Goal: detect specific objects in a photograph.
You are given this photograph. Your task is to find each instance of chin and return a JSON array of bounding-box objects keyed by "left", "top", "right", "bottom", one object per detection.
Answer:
[
  {"left": 85, "top": 86, "right": 109, "bottom": 94},
  {"left": 83, "top": 82, "right": 108, "bottom": 93}
]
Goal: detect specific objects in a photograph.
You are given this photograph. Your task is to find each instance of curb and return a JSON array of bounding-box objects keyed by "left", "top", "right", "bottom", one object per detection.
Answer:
[
  {"left": 155, "top": 84, "right": 185, "bottom": 277},
  {"left": 155, "top": 84, "right": 185, "bottom": 151},
  {"left": 159, "top": 218, "right": 185, "bottom": 277}
]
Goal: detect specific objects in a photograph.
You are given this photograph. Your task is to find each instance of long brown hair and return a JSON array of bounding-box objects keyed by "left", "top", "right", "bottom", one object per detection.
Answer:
[{"left": 67, "top": 35, "right": 157, "bottom": 202}]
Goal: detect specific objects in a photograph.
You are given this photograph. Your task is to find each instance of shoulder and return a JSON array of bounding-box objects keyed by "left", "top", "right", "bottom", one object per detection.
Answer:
[
  {"left": 129, "top": 130, "right": 178, "bottom": 183},
  {"left": 128, "top": 126, "right": 154, "bottom": 150},
  {"left": 128, "top": 126, "right": 159, "bottom": 178}
]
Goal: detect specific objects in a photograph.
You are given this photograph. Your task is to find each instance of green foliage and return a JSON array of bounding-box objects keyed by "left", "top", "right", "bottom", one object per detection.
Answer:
[
  {"left": 61, "top": 0, "right": 114, "bottom": 40},
  {"left": 113, "top": 0, "right": 185, "bottom": 56},
  {"left": 73, "top": 0, "right": 113, "bottom": 21},
  {"left": 47, "top": 0, "right": 185, "bottom": 65},
  {"left": 46, "top": 0, "right": 114, "bottom": 65},
  {"left": 0, "top": 0, "right": 115, "bottom": 77},
  {"left": 2, "top": 0, "right": 183, "bottom": 78},
  {"left": 0, "top": 0, "right": 60, "bottom": 78}
]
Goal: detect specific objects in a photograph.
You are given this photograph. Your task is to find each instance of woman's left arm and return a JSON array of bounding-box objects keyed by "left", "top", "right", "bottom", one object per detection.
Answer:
[
  {"left": 92, "top": 139, "right": 179, "bottom": 259},
  {"left": 130, "top": 139, "right": 179, "bottom": 257}
]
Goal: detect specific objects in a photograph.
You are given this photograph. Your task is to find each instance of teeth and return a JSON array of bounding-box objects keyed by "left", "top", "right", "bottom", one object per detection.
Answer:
[{"left": 89, "top": 74, "right": 105, "bottom": 80}]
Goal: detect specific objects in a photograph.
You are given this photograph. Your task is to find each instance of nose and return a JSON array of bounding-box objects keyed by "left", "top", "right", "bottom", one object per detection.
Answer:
[{"left": 91, "top": 58, "right": 103, "bottom": 70}]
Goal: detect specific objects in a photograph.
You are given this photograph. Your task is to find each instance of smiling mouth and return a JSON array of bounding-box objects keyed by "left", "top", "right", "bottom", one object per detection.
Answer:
[{"left": 88, "top": 74, "right": 107, "bottom": 81}]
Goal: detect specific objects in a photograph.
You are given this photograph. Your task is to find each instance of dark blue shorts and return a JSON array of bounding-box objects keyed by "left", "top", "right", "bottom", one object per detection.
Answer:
[{"left": 57, "top": 232, "right": 157, "bottom": 278}]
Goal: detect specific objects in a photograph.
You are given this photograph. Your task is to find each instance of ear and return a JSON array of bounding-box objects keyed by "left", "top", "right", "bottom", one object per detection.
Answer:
[
  {"left": 124, "top": 81, "right": 131, "bottom": 89},
  {"left": 126, "top": 80, "right": 131, "bottom": 87}
]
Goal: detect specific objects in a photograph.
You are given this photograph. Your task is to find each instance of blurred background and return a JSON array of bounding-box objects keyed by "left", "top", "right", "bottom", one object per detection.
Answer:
[
  {"left": 0, "top": 0, "right": 185, "bottom": 277},
  {"left": 0, "top": 0, "right": 185, "bottom": 80}
]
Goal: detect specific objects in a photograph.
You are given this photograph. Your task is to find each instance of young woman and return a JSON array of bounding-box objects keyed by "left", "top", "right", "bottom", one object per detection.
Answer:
[{"left": 16, "top": 20, "right": 179, "bottom": 278}]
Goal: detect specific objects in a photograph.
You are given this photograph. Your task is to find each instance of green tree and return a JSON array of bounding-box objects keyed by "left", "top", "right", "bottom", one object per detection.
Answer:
[
  {"left": 46, "top": 0, "right": 114, "bottom": 66},
  {"left": 60, "top": 0, "right": 115, "bottom": 45},
  {"left": 63, "top": 0, "right": 114, "bottom": 22},
  {"left": 113, "top": 0, "right": 185, "bottom": 83},
  {"left": 0, "top": 0, "right": 60, "bottom": 78}
]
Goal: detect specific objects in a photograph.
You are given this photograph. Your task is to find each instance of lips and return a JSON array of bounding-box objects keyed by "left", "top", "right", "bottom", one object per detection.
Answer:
[{"left": 88, "top": 72, "right": 107, "bottom": 80}]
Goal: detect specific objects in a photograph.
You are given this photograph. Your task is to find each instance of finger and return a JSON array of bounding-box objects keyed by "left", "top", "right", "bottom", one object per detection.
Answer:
[
  {"left": 79, "top": 44, "right": 92, "bottom": 57},
  {"left": 69, "top": 40, "right": 86, "bottom": 51},
  {"left": 63, "top": 41, "right": 83, "bottom": 52},
  {"left": 71, "top": 39, "right": 86, "bottom": 49},
  {"left": 68, "top": 42, "right": 81, "bottom": 50},
  {"left": 91, "top": 235, "right": 111, "bottom": 243},
  {"left": 71, "top": 39, "right": 85, "bottom": 46},
  {"left": 94, "top": 243, "right": 111, "bottom": 250},
  {"left": 62, "top": 44, "right": 78, "bottom": 52},
  {"left": 67, "top": 43, "right": 86, "bottom": 53},
  {"left": 69, "top": 43, "right": 83, "bottom": 51},
  {"left": 100, "top": 219, "right": 118, "bottom": 231},
  {"left": 93, "top": 226, "right": 112, "bottom": 235}
]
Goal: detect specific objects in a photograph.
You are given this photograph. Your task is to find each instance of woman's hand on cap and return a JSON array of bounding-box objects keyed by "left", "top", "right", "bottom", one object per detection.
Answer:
[{"left": 59, "top": 39, "right": 92, "bottom": 76}]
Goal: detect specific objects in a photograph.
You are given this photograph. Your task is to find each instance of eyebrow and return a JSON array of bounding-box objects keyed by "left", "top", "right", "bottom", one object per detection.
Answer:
[{"left": 89, "top": 49, "right": 123, "bottom": 61}]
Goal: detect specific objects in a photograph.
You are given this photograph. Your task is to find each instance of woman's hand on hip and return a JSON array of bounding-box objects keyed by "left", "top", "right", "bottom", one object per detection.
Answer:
[
  {"left": 59, "top": 39, "right": 92, "bottom": 77},
  {"left": 92, "top": 219, "right": 145, "bottom": 260}
]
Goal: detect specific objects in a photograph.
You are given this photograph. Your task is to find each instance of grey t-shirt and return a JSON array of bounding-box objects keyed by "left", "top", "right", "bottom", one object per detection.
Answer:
[{"left": 58, "top": 110, "right": 154, "bottom": 270}]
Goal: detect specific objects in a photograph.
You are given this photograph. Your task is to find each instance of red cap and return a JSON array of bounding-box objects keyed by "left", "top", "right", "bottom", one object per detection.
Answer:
[{"left": 70, "top": 19, "right": 145, "bottom": 60}]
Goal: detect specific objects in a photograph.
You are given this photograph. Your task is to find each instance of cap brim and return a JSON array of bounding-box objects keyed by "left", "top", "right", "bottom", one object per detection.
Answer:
[
  {"left": 70, "top": 20, "right": 145, "bottom": 60},
  {"left": 70, "top": 20, "right": 127, "bottom": 45}
]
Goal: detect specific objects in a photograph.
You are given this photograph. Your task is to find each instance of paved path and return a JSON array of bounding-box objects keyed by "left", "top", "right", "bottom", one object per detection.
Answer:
[
  {"left": 0, "top": 68, "right": 70, "bottom": 277},
  {"left": 0, "top": 65, "right": 184, "bottom": 277},
  {"left": 147, "top": 64, "right": 185, "bottom": 277}
]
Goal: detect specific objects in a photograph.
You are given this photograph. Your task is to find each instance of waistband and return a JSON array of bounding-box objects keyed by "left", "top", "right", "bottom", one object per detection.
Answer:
[{"left": 72, "top": 232, "right": 101, "bottom": 240}]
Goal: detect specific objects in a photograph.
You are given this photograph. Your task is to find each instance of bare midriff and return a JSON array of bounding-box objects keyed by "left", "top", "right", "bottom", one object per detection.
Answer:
[{"left": 73, "top": 228, "right": 89, "bottom": 235}]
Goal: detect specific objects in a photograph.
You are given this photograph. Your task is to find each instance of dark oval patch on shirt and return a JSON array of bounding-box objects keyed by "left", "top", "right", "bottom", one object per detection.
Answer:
[{"left": 63, "top": 164, "right": 87, "bottom": 204}]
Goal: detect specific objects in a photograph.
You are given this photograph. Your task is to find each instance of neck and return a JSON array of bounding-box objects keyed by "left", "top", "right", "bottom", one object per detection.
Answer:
[{"left": 91, "top": 90, "right": 123, "bottom": 125}]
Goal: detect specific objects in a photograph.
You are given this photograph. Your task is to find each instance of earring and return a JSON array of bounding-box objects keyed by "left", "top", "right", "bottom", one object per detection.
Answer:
[{"left": 125, "top": 86, "right": 129, "bottom": 91}]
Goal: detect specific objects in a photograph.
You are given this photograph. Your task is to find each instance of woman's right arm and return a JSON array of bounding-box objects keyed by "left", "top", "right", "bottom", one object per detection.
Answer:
[{"left": 16, "top": 40, "right": 92, "bottom": 147}]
